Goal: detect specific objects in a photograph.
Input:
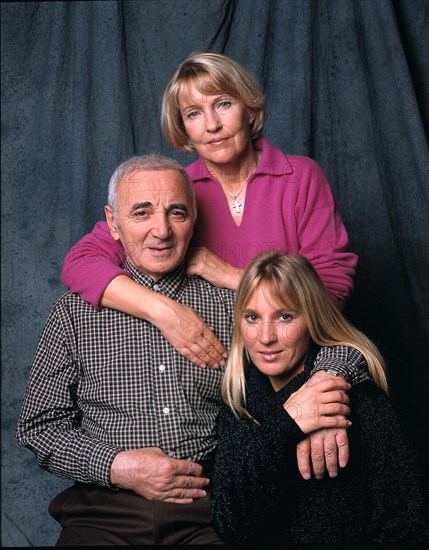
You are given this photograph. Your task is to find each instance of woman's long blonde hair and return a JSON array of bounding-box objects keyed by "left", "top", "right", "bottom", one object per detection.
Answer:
[{"left": 222, "top": 251, "right": 388, "bottom": 418}]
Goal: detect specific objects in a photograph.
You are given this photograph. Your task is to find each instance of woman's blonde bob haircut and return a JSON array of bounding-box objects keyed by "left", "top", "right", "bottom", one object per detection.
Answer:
[
  {"left": 222, "top": 251, "right": 388, "bottom": 419},
  {"left": 161, "top": 51, "right": 265, "bottom": 152}
]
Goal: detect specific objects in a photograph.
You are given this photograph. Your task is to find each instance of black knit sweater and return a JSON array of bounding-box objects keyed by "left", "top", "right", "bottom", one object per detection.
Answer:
[{"left": 211, "top": 356, "right": 429, "bottom": 544}]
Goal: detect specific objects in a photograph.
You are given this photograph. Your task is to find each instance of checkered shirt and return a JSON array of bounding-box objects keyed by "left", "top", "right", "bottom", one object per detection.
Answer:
[{"left": 16, "top": 261, "right": 234, "bottom": 488}]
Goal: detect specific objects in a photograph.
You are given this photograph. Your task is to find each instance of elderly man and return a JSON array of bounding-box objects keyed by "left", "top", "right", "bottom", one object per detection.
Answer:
[{"left": 17, "top": 154, "right": 364, "bottom": 546}]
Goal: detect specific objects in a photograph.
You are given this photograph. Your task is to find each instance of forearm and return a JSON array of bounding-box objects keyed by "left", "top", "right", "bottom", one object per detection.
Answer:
[
  {"left": 101, "top": 274, "right": 169, "bottom": 322},
  {"left": 61, "top": 221, "right": 127, "bottom": 308},
  {"left": 17, "top": 418, "right": 121, "bottom": 487},
  {"left": 312, "top": 345, "right": 369, "bottom": 385},
  {"left": 310, "top": 251, "right": 357, "bottom": 311},
  {"left": 296, "top": 163, "right": 358, "bottom": 308}
]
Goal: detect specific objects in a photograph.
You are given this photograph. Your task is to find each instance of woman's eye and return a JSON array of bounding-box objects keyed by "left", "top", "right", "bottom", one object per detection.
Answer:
[
  {"left": 279, "top": 313, "right": 292, "bottom": 322},
  {"left": 244, "top": 314, "right": 257, "bottom": 322},
  {"left": 187, "top": 111, "right": 199, "bottom": 119},
  {"left": 218, "top": 100, "right": 231, "bottom": 109}
]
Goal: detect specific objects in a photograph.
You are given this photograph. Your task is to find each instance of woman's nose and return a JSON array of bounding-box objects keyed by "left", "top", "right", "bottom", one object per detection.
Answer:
[
  {"left": 259, "top": 322, "right": 277, "bottom": 344},
  {"left": 205, "top": 109, "right": 222, "bottom": 133}
]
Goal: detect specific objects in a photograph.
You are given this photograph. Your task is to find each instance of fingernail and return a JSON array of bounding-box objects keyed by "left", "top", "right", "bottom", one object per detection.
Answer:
[
  {"left": 329, "top": 472, "right": 338, "bottom": 478},
  {"left": 302, "top": 473, "right": 311, "bottom": 480}
]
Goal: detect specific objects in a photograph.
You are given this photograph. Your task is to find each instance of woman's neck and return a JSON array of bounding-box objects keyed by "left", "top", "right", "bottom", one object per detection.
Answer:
[{"left": 204, "top": 141, "right": 261, "bottom": 192}]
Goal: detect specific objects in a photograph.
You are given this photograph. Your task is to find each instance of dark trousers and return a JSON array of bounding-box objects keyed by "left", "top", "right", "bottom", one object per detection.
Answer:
[{"left": 49, "top": 483, "right": 224, "bottom": 546}]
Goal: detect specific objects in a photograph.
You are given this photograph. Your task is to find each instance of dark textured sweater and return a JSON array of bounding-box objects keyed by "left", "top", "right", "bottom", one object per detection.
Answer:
[{"left": 211, "top": 358, "right": 429, "bottom": 544}]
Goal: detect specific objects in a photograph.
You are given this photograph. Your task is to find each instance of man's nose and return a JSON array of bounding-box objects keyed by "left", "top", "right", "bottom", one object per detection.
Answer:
[{"left": 152, "top": 213, "right": 172, "bottom": 239}]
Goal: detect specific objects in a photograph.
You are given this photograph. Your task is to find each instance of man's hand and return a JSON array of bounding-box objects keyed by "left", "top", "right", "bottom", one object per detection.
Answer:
[
  {"left": 296, "top": 428, "right": 349, "bottom": 480},
  {"left": 110, "top": 448, "right": 210, "bottom": 503},
  {"left": 296, "top": 370, "right": 350, "bottom": 480}
]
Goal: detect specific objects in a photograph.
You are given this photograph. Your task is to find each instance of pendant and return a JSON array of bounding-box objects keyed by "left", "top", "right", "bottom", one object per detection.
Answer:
[{"left": 232, "top": 197, "right": 242, "bottom": 213}]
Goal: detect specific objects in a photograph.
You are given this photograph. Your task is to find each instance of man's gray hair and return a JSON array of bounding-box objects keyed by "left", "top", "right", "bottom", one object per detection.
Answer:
[{"left": 107, "top": 154, "right": 197, "bottom": 221}]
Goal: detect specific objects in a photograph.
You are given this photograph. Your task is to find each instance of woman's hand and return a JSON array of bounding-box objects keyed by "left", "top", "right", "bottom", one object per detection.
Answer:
[
  {"left": 185, "top": 247, "right": 243, "bottom": 290},
  {"left": 283, "top": 377, "right": 351, "bottom": 434},
  {"left": 101, "top": 275, "right": 227, "bottom": 368},
  {"left": 155, "top": 295, "right": 227, "bottom": 368}
]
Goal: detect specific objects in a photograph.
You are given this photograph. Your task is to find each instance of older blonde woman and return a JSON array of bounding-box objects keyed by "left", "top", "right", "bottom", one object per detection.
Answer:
[{"left": 211, "top": 251, "right": 428, "bottom": 544}]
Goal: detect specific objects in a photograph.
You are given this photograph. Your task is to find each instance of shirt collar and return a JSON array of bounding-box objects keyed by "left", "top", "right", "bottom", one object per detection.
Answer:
[
  {"left": 186, "top": 137, "right": 293, "bottom": 183},
  {"left": 124, "top": 259, "right": 186, "bottom": 300}
]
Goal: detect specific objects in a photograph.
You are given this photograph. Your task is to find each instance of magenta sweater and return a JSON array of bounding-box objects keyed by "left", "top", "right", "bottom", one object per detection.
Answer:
[{"left": 61, "top": 139, "right": 357, "bottom": 310}]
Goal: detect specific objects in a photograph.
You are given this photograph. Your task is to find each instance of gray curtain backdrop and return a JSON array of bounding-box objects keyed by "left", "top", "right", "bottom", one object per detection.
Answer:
[{"left": 2, "top": 0, "right": 428, "bottom": 546}]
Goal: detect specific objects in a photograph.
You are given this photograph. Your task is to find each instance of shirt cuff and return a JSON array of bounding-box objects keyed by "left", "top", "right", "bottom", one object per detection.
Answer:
[
  {"left": 87, "top": 442, "right": 123, "bottom": 488},
  {"left": 312, "top": 346, "right": 370, "bottom": 386}
]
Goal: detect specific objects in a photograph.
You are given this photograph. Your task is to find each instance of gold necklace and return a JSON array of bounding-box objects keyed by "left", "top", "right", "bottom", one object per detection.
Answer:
[{"left": 222, "top": 180, "right": 248, "bottom": 213}]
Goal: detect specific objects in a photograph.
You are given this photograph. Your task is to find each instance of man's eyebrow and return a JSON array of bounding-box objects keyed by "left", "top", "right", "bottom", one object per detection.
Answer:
[
  {"left": 130, "top": 202, "right": 189, "bottom": 213},
  {"left": 168, "top": 203, "right": 188, "bottom": 212},
  {"left": 131, "top": 202, "right": 153, "bottom": 211}
]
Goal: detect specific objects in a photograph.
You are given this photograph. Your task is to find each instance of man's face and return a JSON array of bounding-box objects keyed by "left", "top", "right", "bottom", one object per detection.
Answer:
[{"left": 105, "top": 169, "right": 195, "bottom": 280}]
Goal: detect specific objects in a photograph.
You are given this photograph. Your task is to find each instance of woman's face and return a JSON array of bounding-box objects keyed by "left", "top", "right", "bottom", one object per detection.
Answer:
[
  {"left": 241, "top": 283, "right": 311, "bottom": 391},
  {"left": 178, "top": 79, "right": 255, "bottom": 168}
]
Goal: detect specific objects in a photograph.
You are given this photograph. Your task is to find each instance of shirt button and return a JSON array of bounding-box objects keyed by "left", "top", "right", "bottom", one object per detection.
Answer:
[
  {"left": 153, "top": 283, "right": 161, "bottom": 291},
  {"left": 168, "top": 451, "right": 175, "bottom": 457},
  {"left": 159, "top": 364, "right": 166, "bottom": 372},
  {"left": 163, "top": 407, "right": 170, "bottom": 415}
]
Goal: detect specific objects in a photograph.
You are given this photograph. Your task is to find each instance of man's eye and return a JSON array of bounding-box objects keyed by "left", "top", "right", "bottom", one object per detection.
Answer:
[
  {"left": 135, "top": 211, "right": 148, "bottom": 217},
  {"left": 171, "top": 210, "right": 186, "bottom": 220}
]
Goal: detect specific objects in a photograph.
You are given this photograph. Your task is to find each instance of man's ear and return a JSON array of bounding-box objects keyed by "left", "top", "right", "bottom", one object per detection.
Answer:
[{"left": 105, "top": 205, "right": 120, "bottom": 241}]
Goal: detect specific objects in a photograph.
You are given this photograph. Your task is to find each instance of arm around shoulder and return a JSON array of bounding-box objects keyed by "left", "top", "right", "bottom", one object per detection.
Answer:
[{"left": 61, "top": 221, "right": 128, "bottom": 309}]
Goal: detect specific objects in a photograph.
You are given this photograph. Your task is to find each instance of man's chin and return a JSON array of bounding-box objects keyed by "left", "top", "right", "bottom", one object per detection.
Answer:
[{"left": 130, "top": 255, "right": 182, "bottom": 279}]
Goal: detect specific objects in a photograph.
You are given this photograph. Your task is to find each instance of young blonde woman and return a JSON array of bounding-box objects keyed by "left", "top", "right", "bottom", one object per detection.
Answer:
[{"left": 211, "top": 251, "right": 428, "bottom": 544}]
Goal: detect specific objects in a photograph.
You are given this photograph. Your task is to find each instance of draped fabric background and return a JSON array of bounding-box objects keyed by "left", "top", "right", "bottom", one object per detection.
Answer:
[{"left": 2, "top": 0, "right": 428, "bottom": 545}]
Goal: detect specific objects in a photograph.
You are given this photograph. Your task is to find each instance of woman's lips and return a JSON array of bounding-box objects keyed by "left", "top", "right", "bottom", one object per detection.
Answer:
[
  {"left": 258, "top": 350, "right": 283, "bottom": 361},
  {"left": 206, "top": 136, "right": 229, "bottom": 145}
]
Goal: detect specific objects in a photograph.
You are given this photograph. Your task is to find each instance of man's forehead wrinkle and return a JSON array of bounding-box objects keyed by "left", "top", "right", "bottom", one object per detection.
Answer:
[{"left": 123, "top": 169, "right": 142, "bottom": 183}]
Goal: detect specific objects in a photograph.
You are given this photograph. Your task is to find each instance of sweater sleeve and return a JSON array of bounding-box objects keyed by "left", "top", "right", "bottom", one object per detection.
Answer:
[
  {"left": 351, "top": 381, "right": 429, "bottom": 542},
  {"left": 295, "top": 158, "right": 358, "bottom": 311},
  {"left": 211, "top": 402, "right": 305, "bottom": 543},
  {"left": 61, "top": 221, "right": 128, "bottom": 309}
]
